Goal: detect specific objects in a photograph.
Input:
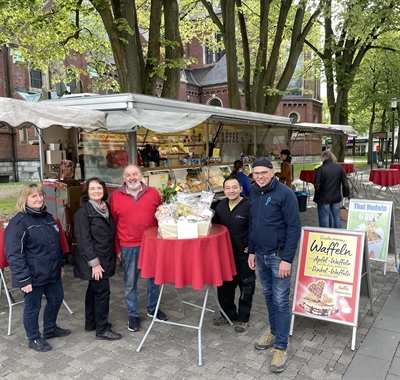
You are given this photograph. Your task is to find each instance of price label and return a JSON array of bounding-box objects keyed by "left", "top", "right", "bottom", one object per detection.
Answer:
[
  {"left": 178, "top": 142, "right": 184, "bottom": 149},
  {"left": 358, "top": 213, "right": 380, "bottom": 222},
  {"left": 212, "top": 148, "right": 220, "bottom": 157},
  {"left": 160, "top": 144, "right": 166, "bottom": 150},
  {"left": 168, "top": 141, "right": 173, "bottom": 148}
]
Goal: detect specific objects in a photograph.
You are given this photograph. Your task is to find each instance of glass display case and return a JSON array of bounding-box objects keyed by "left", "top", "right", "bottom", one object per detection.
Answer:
[
  {"left": 203, "top": 165, "right": 231, "bottom": 193},
  {"left": 172, "top": 167, "right": 206, "bottom": 194},
  {"left": 79, "top": 131, "right": 128, "bottom": 184}
]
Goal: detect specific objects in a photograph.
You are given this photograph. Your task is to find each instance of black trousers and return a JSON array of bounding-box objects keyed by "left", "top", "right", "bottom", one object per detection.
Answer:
[
  {"left": 85, "top": 278, "right": 111, "bottom": 334},
  {"left": 217, "top": 258, "right": 256, "bottom": 323}
]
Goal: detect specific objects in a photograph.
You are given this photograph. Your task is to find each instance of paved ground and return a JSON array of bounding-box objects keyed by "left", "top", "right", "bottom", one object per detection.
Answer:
[{"left": 0, "top": 165, "right": 399, "bottom": 379}]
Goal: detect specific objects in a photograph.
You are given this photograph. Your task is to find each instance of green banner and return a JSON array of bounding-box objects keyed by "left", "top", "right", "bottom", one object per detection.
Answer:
[{"left": 346, "top": 200, "right": 392, "bottom": 262}]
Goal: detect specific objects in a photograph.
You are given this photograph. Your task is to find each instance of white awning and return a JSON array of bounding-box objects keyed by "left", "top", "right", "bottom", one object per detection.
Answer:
[
  {"left": 105, "top": 108, "right": 213, "bottom": 133},
  {"left": 0, "top": 97, "right": 107, "bottom": 132},
  {"left": 293, "top": 122, "right": 357, "bottom": 137}
]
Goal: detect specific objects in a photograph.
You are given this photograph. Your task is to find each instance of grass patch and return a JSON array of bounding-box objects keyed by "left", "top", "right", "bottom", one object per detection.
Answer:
[
  {"left": 0, "top": 200, "right": 17, "bottom": 212},
  {"left": 0, "top": 181, "right": 39, "bottom": 187}
]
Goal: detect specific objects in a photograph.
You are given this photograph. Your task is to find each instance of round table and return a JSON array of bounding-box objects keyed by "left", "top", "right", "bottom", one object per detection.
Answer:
[
  {"left": 299, "top": 169, "right": 316, "bottom": 184},
  {"left": 137, "top": 224, "right": 237, "bottom": 365},
  {"left": 139, "top": 224, "right": 236, "bottom": 290},
  {"left": 338, "top": 162, "right": 355, "bottom": 174},
  {"left": 389, "top": 163, "right": 400, "bottom": 170},
  {"left": 369, "top": 169, "right": 400, "bottom": 187},
  {"left": 0, "top": 228, "right": 9, "bottom": 268}
]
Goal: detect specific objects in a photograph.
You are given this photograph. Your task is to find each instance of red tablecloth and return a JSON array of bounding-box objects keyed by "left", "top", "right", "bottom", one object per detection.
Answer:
[
  {"left": 138, "top": 224, "right": 236, "bottom": 290},
  {"left": 369, "top": 169, "right": 400, "bottom": 187},
  {"left": 338, "top": 162, "right": 355, "bottom": 174},
  {"left": 0, "top": 229, "right": 9, "bottom": 269},
  {"left": 299, "top": 170, "right": 316, "bottom": 184},
  {"left": 389, "top": 163, "right": 400, "bottom": 170}
]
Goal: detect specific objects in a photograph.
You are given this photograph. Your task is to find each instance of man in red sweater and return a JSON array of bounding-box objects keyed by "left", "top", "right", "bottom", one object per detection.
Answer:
[{"left": 110, "top": 165, "right": 167, "bottom": 332}]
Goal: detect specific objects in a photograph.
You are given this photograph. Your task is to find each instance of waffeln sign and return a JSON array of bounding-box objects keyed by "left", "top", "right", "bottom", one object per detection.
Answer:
[{"left": 290, "top": 227, "right": 373, "bottom": 350}]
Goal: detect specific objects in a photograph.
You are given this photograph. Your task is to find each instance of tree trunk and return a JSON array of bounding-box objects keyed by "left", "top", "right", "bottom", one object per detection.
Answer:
[
  {"left": 251, "top": 0, "right": 270, "bottom": 113},
  {"left": 221, "top": 0, "right": 241, "bottom": 109},
  {"left": 93, "top": 0, "right": 145, "bottom": 93},
  {"left": 236, "top": 0, "right": 251, "bottom": 111},
  {"left": 145, "top": 0, "right": 163, "bottom": 96},
  {"left": 161, "top": 0, "right": 183, "bottom": 99}
]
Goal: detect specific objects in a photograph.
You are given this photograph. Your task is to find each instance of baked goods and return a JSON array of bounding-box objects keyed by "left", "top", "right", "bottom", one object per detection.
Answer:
[
  {"left": 299, "top": 280, "right": 339, "bottom": 317},
  {"left": 204, "top": 168, "right": 224, "bottom": 188}
]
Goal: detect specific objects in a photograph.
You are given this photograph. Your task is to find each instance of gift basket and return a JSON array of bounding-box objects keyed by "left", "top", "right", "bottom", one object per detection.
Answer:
[{"left": 156, "top": 191, "right": 215, "bottom": 239}]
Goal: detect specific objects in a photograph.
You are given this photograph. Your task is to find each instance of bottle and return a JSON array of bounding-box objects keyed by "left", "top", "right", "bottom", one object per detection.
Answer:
[{"left": 74, "top": 163, "right": 81, "bottom": 181}]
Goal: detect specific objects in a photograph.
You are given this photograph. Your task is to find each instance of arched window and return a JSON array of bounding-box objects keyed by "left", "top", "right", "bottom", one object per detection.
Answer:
[
  {"left": 208, "top": 98, "right": 222, "bottom": 107},
  {"left": 289, "top": 112, "right": 299, "bottom": 123}
]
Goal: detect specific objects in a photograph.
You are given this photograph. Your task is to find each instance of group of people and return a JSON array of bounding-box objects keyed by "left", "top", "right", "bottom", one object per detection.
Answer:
[
  {"left": 3, "top": 149, "right": 348, "bottom": 373},
  {"left": 213, "top": 156, "right": 301, "bottom": 373},
  {"left": 4, "top": 164, "right": 166, "bottom": 352}
]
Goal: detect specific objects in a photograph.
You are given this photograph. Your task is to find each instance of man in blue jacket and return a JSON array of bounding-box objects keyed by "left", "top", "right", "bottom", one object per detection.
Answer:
[{"left": 248, "top": 157, "right": 301, "bottom": 373}]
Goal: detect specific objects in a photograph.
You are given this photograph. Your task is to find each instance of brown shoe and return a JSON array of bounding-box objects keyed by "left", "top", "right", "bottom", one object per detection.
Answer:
[
  {"left": 235, "top": 322, "right": 248, "bottom": 333},
  {"left": 213, "top": 316, "right": 235, "bottom": 326}
]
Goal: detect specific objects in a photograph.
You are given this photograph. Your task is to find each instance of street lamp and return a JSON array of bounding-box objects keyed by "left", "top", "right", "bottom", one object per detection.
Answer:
[{"left": 389, "top": 98, "right": 399, "bottom": 163}]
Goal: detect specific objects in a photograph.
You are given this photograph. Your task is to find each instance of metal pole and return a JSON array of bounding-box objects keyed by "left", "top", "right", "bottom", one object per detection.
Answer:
[{"left": 392, "top": 109, "right": 395, "bottom": 164}]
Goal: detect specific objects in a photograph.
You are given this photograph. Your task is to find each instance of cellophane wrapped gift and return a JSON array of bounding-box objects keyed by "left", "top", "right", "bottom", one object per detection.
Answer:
[{"left": 156, "top": 192, "right": 215, "bottom": 238}]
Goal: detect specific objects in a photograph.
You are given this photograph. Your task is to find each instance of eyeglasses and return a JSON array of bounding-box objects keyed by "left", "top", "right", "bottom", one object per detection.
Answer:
[{"left": 252, "top": 171, "right": 270, "bottom": 177}]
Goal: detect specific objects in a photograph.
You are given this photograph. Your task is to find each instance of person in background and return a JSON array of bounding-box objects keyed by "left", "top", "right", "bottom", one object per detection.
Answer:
[
  {"left": 4, "top": 184, "right": 70, "bottom": 352},
  {"left": 248, "top": 157, "right": 301, "bottom": 373},
  {"left": 110, "top": 165, "right": 167, "bottom": 333},
  {"left": 313, "top": 150, "right": 349, "bottom": 228},
  {"left": 74, "top": 177, "right": 122, "bottom": 341},
  {"left": 231, "top": 160, "right": 251, "bottom": 196},
  {"left": 275, "top": 149, "right": 293, "bottom": 189},
  {"left": 212, "top": 175, "right": 255, "bottom": 333}
]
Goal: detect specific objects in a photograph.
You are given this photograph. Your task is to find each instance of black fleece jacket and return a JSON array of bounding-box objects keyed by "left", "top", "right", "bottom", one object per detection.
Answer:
[
  {"left": 313, "top": 158, "right": 350, "bottom": 204},
  {"left": 213, "top": 197, "right": 249, "bottom": 259}
]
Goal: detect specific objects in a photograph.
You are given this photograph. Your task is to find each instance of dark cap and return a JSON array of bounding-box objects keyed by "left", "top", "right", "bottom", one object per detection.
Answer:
[
  {"left": 252, "top": 157, "right": 273, "bottom": 169},
  {"left": 280, "top": 149, "right": 291, "bottom": 155}
]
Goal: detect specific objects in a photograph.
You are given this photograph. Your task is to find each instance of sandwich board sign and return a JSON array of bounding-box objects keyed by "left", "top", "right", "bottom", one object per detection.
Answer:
[
  {"left": 290, "top": 227, "right": 373, "bottom": 351},
  {"left": 346, "top": 199, "right": 398, "bottom": 275}
]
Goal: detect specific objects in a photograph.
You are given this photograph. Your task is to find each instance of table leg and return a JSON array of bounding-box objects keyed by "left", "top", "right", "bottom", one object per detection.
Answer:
[
  {"left": 136, "top": 284, "right": 165, "bottom": 353},
  {"left": 386, "top": 187, "right": 398, "bottom": 204},
  {"left": 374, "top": 186, "right": 398, "bottom": 204},
  {"left": 210, "top": 286, "right": 234, "bottom": 326},
  {"left": 347, "top": 176, "right": 359, "bottom": 197},
  {"left": 374, "top": 186, "right": 384, "bottom": 198},
  {"left": 137, "top": 284, "right": 219, "bottom": 366}
]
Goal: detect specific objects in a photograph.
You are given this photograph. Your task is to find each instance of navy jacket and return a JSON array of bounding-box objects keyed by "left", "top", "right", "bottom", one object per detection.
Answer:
[
  {"left": 235, "top": 172, "right": 252, "bottom": 197},
  {"left": 4, "top": 207, "right": 64, "bottom": 289},
  {"left": 213, "top": 197, "right": 249, "bottom": 259},
  {"left": 73, "top": 202, "right": 116, "bottom": 281},
  {"left": 248, "top": 176, "right": 301, "bottom": 263}
]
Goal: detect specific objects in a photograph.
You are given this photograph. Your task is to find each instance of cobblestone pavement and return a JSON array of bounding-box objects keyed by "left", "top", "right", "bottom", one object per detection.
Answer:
[{"left": 0, "top": 165, "right": 399, "bottom": 379}]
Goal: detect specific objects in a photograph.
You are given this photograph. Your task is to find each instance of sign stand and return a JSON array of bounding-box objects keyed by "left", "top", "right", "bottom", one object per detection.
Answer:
[
  {"left": 346, "top": 199, "right": 398, "bottom": 275},
  {"left": 290, "top": 227, "right": 373, "bottom": 351}
]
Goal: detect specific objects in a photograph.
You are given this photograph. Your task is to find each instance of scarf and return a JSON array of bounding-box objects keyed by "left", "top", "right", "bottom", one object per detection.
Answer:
[{"left": 89, "top": 199, "right": 109, "bottom": 220}]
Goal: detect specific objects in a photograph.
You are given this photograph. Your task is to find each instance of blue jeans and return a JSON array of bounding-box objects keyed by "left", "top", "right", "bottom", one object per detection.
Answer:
[
  {"left": 256, "top": 253, "right": 291, "bottom": 350},
  {"left": 120, "top": 246, "right": 160, "bottom": 317},
  {"left": 318, "top": 203, "right": 341, "bottom": 228},
  {"left": 23, "top": 277, "right": 64, "bottom": 340}
]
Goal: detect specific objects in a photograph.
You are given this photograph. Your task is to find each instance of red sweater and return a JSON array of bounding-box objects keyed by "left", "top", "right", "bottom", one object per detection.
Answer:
[{"left": 110, "top": 184, "right": 162, "bottom": 252}]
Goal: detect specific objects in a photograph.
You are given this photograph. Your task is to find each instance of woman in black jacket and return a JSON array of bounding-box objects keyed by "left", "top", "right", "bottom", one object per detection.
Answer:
[
  {"left": 4, "top": 183, "right": 71, "bottom": 352},
  {"left": 74, "top": 177, "right": 122, "bottom": 340}
]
